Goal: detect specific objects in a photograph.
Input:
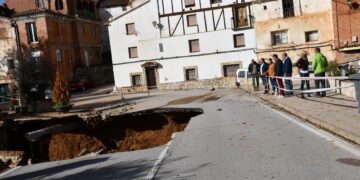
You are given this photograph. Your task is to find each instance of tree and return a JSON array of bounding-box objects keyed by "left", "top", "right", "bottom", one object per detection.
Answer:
[{"left": 52, "top": 64, "right": 70, "bottom": 107}]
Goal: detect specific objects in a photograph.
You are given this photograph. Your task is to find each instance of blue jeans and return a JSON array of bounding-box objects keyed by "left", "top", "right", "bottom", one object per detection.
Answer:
[
  {"left": 300, "top": 72, "right": 310, "bottom": 96},
  {"left": 315, "top": 72, "right": 326, "bottom": 96},
  {"left": 269, "top": 77, "right": 277, "bottom": 93}
]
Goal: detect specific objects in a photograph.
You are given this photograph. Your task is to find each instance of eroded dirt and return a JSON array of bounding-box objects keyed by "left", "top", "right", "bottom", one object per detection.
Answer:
[
  {"left": 47, "top": 109, "right": 202, "bottom": 161},
  {"left": 166, "top": 92, "right": 221, "bottom": 105}
]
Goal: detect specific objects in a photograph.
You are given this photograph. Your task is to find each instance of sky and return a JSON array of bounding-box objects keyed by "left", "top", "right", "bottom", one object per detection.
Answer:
[{"left": 0, "top": 0, "right": 4, "bottom": 5}]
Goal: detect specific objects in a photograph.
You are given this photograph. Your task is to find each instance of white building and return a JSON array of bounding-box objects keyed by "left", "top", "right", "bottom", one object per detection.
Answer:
[{"left": 107, "top": 0, "right": 257, "bottom": 91}]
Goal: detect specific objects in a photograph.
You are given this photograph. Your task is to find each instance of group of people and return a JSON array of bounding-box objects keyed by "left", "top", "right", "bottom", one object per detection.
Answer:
[{"left": 248, "top": 47, "right": 329, "bottom": 98}]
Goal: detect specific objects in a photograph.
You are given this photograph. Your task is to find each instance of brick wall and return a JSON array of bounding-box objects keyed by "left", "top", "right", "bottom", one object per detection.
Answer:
[
  {"left": 333, "top": 0, "right": 360, "bottom": 64},
  {"left": 6, "top": 0, "right": 37, "bottom": 12}
]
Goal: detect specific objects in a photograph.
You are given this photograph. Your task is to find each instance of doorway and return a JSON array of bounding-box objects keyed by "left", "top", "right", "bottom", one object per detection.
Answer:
[{"left": 145, "top": 68, "right": 157, "bottom": 89}]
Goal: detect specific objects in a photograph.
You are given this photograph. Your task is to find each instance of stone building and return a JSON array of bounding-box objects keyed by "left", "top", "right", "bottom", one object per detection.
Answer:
[
  {"left": 0, "top": 4, "right": 16, "bottom": 102},
  {"left": 252, "top": 0, "right": 335, "bottom": 64},
  {"left": 5, "top": 0, "right": 103, "bottom": 81},
  {"left": 106, "top": 0, "right": 256, "bottom": 91},
  {"left": 332, "top": 0, "right": 360, "bottom": 65}
]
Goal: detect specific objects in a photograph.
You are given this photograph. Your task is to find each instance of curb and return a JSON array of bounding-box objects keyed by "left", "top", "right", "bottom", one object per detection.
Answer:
[{"left": 257, "top": 95, "right": 360, "bottom": 146}]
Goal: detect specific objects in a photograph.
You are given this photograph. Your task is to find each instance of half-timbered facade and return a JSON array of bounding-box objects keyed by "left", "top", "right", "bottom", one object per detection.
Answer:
[{"left": 107, "top": 0, "right": 256, "bottom": 91}]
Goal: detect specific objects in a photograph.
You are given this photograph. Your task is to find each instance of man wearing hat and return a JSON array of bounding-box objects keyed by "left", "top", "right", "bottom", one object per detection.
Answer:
[{"left": 296, "top": 50, "right": 311, "bottom": 98}]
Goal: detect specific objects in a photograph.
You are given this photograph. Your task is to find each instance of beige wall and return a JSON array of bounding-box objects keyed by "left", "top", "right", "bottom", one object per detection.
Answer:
[
  {"left": 0, "top": 17, "right": 16, "bottom": 84},
  {"left": 252, "top": 0, "right": 335, "bottom": 62}
]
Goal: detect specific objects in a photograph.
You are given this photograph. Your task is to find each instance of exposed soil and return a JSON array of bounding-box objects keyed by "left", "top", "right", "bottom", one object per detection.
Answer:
[
  {"left": 200, "top": 95, "right": 221, "bottom": 103},
  {"left": 166, "top": 92, "right": 221, "bottom": 105},
  {"left": 47, "top": 109, "right": 202, "bottom": 161},
  {"left": 0, "top": 160, "right": 9, "bottom": 173}
]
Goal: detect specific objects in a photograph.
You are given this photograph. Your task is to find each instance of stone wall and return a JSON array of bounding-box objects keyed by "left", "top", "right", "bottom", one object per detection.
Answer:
[{"left": 115, "top": 77, "right": 238, "bottom": 94}]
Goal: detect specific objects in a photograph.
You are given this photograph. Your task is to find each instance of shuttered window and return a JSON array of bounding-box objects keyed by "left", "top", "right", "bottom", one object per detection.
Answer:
[
  {"left": 185, "top": 68, "right": 197, "bottom": 81},
  {"left": 132, "top": 75, "right": 141, "bottom": 86},
  {"left": 129, "top": 47, "right": 138, "bottom": 58},
  {"left": 223, "top": 64, "right": 239, "bottom": 77},
  {"left": 234, "top": 7, "right": 248, "bottom": 28},
  {"left": 126, "top": 23, "right": 136, "bottom": 35},
  {"left": 234, "top": 34, "right": 245, "bottom": 48},
  {"left": 189, "top": 39, "right": 200, "bottom": 53},
  {"left": 184, "top": 0, "right": 195, "bottom": 7},
  {"left": 25, "top": 22, "right": 38, "bottom": 44},
  {"left": 187, "top": 14, "right": 197, "bottom": 27}
]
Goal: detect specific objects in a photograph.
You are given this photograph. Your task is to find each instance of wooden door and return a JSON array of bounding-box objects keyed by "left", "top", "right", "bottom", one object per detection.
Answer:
[{"left": 146, "top": 68, "right": 157, "bottom": 89}]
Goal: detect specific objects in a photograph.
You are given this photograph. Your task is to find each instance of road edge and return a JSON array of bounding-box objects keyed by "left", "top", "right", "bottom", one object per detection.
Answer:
[{"left": 256, "top": 94, "right": 360, "bottom": 146}]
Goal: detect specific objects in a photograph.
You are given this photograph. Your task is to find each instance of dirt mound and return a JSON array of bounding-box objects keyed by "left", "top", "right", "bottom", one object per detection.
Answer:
[
  {"left": 49, "top": 134, "right": 105, "bottom": 161},
  {"left": 47, "top": 110, "right": 201, "bottom": 161}
]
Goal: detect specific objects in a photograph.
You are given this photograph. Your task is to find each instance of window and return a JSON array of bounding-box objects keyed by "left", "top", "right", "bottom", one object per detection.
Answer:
[
  {"left": 129, "top": 47, "right": 138, "bottom": 58},
  {"left": 7, "top": 59, "right": 14, "bottom": 70},
  {"left": 25, "top": 22, "right": 38, "bottom": 43},
  {"left": 282, "top": 0, "right": 294, "bottom": 18},
  {"left": 126, "top": 23, "right": 136, "bottom": 35},
  {"left": 184, "top": 0, "right": 195, "bottom": 8},
  {"left": 81, "top": 23, "right": 86, "bottom": 35},
  {"left": 305, "top": 30, "right": 319, "bottom": 42},
  {"left": 55, "top": 0, "right": 64, "bottom": 10},
  {"left": 223, "top": 64, "right": 239, "bottom": 77},
  {"left": 234, "top": 7, "right": 248, "bottom": 29},
  {"left": 56, "top": 49, "right": 62, "bottom": 61},
  {"left": 159, "top": 43, "right": 164, "bottom": 52},
  {"left": 234, "top": 34, "right": 245, "bottom": 48},
  {"left": 54, "top": 22, "right": 60, "bottom": 36},
  {"left": 185, "top": 68, "right": 197, "bottom": 81},
  {"left": 272, "top": 30, "right": 288, "bottom": 45},
  {"left": 187, "top": 14, "right": 197, "bottom": 27},
  {"left": 92, "top": 26, "right": 97, "bottom": 37},
  {"left": 131, "top": 74, "right": 141, "bottom": 86},
  {"left": 189, "top": 39, "right": 200, "bottom": 53},
  {"left": 211, "top": 0, "right": 222, "bottom": 4}
]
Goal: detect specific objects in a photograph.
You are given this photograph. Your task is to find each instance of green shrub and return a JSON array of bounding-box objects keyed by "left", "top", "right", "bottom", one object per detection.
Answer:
[{"left": 326, "top": 61, "right": 341, "bottom": 76}]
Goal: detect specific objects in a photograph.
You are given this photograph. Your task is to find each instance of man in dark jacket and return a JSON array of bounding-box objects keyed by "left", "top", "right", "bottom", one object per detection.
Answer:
[
  {"left": 282, "top": 53, "right": 293, "bottom": 96},
  {"left": 273, "top": 54, "right": 284, "bottom": 97},
  {"left": 259, "top": 58, "right": 269, "bottom": 94},
  {"left": 296, "top": 50, "right": 311, "bottom": 98},
  {"left": 248, "top": 59, "right": 260, "bottom": 91}
]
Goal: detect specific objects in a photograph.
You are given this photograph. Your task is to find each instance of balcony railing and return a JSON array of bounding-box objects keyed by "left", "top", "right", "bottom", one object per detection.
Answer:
[{"left": 283, "top": 8, "right": 295, "bottom": 18}]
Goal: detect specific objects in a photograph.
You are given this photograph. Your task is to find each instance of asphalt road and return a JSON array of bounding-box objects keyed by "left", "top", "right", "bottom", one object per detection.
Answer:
[
  {"left": 2, "top": 90, "right": 360, "bottom": 180},
  {"left": 155, "top": 91, "right": 360, "bottom": 179}
]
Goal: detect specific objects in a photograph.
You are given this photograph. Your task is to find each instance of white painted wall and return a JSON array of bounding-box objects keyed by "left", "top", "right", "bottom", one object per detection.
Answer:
[{"left": 108, "top": 0, "right": 257, "bottom": 88}]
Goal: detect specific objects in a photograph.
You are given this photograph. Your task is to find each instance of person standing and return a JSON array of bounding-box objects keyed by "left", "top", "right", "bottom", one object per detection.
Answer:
[
  {"left": 248, "top": 59, "right": 260, "bottom": 91},
  {"left": 282, "top": 53, "right": 293, "bottom": 96},
  {"left": 296, "top": 50, "right": 311, "bottom": 98},
  {"left": 312, "top": 47, "right": 328, "bottom": 97},
  {"left": 267, "top": 58, "right": 277, "bottom": 95},
  {"left": 260, "top": 58, "right": 269, "bottom": 94},
  {"left": 273, "top": 54, "right": 284, "bottom": 98}
]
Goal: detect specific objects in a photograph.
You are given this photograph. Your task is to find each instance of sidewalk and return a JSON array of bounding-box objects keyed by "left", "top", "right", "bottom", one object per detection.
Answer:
[{"left": 253, "top": 90, "right": 360, "bottom": 145}]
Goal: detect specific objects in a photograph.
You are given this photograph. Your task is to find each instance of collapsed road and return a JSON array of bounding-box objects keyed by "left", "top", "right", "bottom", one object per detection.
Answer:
[{"left": 0, "top": 107, "right": 203, "bottom": 168}]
